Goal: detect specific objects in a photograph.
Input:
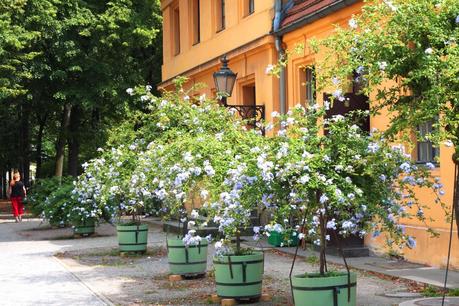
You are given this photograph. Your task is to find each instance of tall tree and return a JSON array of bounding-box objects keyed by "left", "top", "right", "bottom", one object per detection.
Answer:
[{"left": 0, "top": 0, "right": 163, "bottom": 188}]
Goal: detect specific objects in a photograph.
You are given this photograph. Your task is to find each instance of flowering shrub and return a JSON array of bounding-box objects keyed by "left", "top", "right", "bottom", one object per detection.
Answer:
[
  {"left": 230, "top": 104, "right": 445, "bottom": 273},
  {"left": 313, "top": 0, "right": 459, "bottom": 235},
  {"left": 73, "top": 78, "right": 267, "bottom": 247}
]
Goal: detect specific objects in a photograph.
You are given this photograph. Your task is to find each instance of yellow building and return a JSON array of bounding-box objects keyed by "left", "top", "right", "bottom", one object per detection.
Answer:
[{"left": 160, "top": 0, "right": 458, "bottom": 269}]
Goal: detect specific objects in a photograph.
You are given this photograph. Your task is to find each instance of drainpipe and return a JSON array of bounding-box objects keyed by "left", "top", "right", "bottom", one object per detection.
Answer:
[{"left": 274, "top": 0, "right": 286, "bottom": 114}]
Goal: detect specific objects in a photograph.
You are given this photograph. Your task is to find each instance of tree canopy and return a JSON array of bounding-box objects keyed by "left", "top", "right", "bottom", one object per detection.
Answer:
[{"left": 0, "top": 0, "right": 162, "bottom": 194}]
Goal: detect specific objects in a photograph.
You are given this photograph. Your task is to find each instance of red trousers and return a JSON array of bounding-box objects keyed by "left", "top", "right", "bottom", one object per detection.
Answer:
[{"left": 11, "top": 197, "right": 24, "bottom": 217}]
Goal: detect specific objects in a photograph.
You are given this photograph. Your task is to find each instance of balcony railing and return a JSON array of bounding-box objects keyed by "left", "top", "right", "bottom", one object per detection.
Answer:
[{"left": 225, "top": 104, "right": 265, "bottom": 135}]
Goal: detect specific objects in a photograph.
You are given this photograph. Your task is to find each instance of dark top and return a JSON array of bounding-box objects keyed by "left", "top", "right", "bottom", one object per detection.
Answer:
[{"left": 11, "top": 181, "right": 25, "bottom": 198}]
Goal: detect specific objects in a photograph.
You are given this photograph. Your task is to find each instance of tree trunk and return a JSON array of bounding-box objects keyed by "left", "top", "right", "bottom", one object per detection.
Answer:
[
  {"left": 318, "top": 191, "right": 327, "bottom": 276},
  {"left": 1, "top": 169, "right": 5, "bottom": 199},
  {"left": 20, "top": 104, "right": 31, "bottom": 186},
  {"left": 35, "top": 113, "right": 47, "bottom": 179},
  {"left": 453, "top": 151, "right": 459, "bottom": 238},
  {"left": 55, "top": 104, "right": 72, "bottom": 177},
  {"left": 67, "top": 105, "right": 81, "bottom": 177},
  {"left": 236, "top": 231, "right": 241, "bottom": 255}
]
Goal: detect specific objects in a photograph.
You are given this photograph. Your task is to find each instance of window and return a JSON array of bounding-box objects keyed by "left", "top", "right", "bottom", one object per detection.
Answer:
[
  {"left": 300, "top": 66, "right": 316, "bottom": 105},
  {"left": 248, "top": 0, "right": 255, "bottom": 15},
  {"left": 191, "top": 0, "right": 200, "bottom": 45},
  {"left": 417, "top": 121, "right": 439, "bottom": 164},
  {"left": 172, "top": 5, "right": 181, "bottom": 55},
  {"left": 242, "top": 0, "right": 255, "bottom": 16},
  {"left": 216, "top": 0, "right": 225, "bottom": 32}
]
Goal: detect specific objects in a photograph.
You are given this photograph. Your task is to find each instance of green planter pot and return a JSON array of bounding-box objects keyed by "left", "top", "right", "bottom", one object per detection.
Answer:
[
  {"left": 267, "top": 231, "right": 299, "bottom": 247},
  {"left": 73, "top": 220, "right": 95, "bottom": 236},
  {"left": 116, "top": 223, "right": 148, "bottom": 252},
  {"left": 213, "top": 252, "right": 264, "bottom": 299},
  {"left": 292, "top": 272, "right": 357, "bottom": 306},
  {"left": 167, "top": 238, "right": 208, "bottom": 276}
]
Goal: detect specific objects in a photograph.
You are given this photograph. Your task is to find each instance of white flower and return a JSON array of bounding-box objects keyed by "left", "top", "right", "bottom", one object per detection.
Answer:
[
  {"left": 332, "top": 76, "right": 340, "bottom": 85},
  {"left": 215, "top": 240, "right": 223, "bottom": 249},
  {"left": 319, "top": 194, "right": 329, "bottom": 204},
  {"left": 199, "top": 94, "right": 206, "bottom": 102},
  {"left": 378, "top": 61, "right": 388, "bottom": 71},
  {"left": 348, "top": 18, "right": 358, "bottom": 29},
  {"left": 200, "top": 189, "right": 209, "bottom": 200},
  {"left": 271, "top": 111, "right": 280, "bottom": 118},
  {"left": 327, "top": 219, "right": 337, "bottom": 229},
  {"left": 406, "top": 236, "right": 416, "bottom": 249},
  {"left": 383, "top": 0, "right": 397, "bottom": 11},
  {"left": 145, "top": 85, "right": 152, "bottom": 92},
  {"left": 215, "top": 132, "right": 223, "bottom": 141},
  {"left": 425, "top": 48, "right": 433, "bottom": 55},
  {"left": 299, "top": 175, "right": 310, "bottom": 184},
  {"left": 160, "top": 99, "right": 168, "bottom": 107},
  {"left": 126, "top": 88, "right": 134, "bottom": 96},
  {"left": 444, "top": 140, "right": 453, "bottom": 147},
  {"left": 184, "top": 95, "right": 190, "bottom": 101},
  {"left": 265, "top": 64, "right": 275, "bottom": 75},
  {"left": 253, "top": 226, "right": 260, "bottom": 234},
  {"left": 183, "top": 152, "right": 193, "bottom": 162},
  {"left": 190, "top": 209, "right": 199, "bottom": 219}
]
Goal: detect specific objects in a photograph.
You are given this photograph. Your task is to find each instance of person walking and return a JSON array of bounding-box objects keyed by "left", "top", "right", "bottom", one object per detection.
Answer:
[{"left": 7, "top": 172, "right": 26, "bottom": 222}]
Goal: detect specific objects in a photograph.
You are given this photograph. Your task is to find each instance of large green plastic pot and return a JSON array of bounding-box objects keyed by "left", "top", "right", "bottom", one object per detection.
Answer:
[
  {"left": 116, "top": 223, "right": 148, "bottom": 252},
  {"left": 267, "top": 231, "right": 299, "bottom": 247},
  {"left": 73, "top": 220, "right": 95, "bottom": 236},
  {"left": 292, "top": 272, "right": 357, "bottom": 306},
  {"left": 213, "top": 252, "right": 264, "bottom": 299},
  {"left": 167, "top": 238, "right": 208, "bottom": 275}
]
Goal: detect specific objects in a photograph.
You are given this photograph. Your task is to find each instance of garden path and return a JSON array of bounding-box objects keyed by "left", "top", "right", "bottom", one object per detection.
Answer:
[{"left": 0, "top": 219, "right": 114, "bottom": 306}]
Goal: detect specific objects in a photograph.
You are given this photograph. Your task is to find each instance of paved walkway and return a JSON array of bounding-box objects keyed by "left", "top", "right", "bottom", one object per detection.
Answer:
[
  {"left": 1, "top": 217, "right": 458, "bottom": 305},
  {"left": 0, "top": 219, "right": 114, "bottom": 306}
]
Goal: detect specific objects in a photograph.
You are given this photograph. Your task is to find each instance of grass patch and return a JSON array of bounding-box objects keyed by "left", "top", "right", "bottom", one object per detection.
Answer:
[{"left": 421, "top": 285, "right": 459, "bottom": 297}]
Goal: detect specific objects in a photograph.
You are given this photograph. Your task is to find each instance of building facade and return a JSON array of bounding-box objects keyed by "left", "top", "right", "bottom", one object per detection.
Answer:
[{"left": 160, "top": 0, "right": 458, "bottom": 269}]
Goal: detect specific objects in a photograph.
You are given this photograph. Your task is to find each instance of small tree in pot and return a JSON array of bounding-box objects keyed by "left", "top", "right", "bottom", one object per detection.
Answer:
[
  {"left": 74, "top": 141, "right": 150, "bottom": 252},
  {"left": 124, "top": 80, "right": 266, "bottom": 277},
  {"left": 250, "top": 105, "right": 445, "bottom": 306}
]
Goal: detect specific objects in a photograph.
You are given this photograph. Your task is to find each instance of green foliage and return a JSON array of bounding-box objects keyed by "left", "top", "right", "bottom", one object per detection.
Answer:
[
  {"left": 28, "top": 176, "right": 74, "bottom": 226},
  {"left": 421, "top": 285, "right": 459, "bottom": 297},
  {"left": 27, "top": 177, "right": 71, "bottom": 217},
  {"left": 0, "top": 0, "right": 163, "bottom": 181},
  {"left": 315, "top": 0, "right": 459, "bottom": 153}
]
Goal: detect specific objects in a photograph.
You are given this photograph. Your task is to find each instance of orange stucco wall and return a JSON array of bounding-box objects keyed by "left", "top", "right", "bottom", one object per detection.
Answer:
[{"left": 160, "top": 0, "right": 458, "bottom": 269}]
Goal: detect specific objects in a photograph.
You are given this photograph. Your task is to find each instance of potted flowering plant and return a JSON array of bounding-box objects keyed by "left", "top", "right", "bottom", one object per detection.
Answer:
[
  {"left": 124, "top": 79, "right": 265, "bottom": 276},
  {"left": 251, "top": 104, "right": 445, "bottom": 306},
  {"left": 74, "top": 140, "right": 150, "bottom": 252}
]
